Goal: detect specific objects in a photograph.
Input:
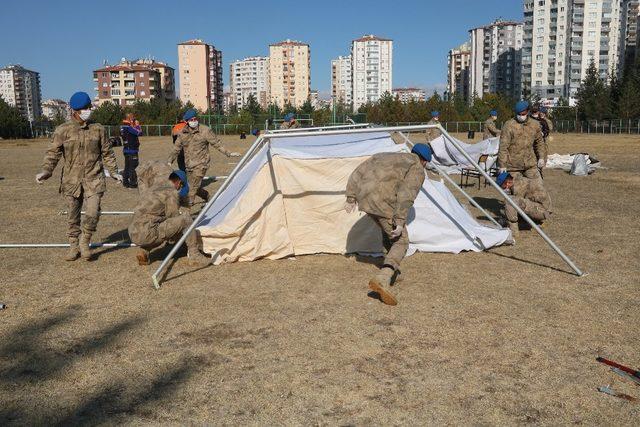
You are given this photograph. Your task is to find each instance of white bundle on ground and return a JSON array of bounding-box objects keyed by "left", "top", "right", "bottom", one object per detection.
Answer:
[{"left": 546, "top": 153, "right": 602, "bottom": 173}]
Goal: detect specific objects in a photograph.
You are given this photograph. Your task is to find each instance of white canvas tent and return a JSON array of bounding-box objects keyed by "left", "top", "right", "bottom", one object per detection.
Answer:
[
  {"left": 195, "top": 131, "right": 511, "bottom": 265},
  {"left": 429, "top": 134, "right": 500, "bottom": 174}
]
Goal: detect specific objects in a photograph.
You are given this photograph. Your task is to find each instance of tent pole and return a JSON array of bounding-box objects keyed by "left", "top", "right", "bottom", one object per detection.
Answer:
[
  {"left": 396, "top": 132, "right": 502, "bottom": 228},
  {"left": 150, "top": 135, "right": 269, "bottom": 289},
  {"left": 59, "top": 211, "right": 134, "bottom": 215},
  {"left": 268, "top": 123, "right": 370, "bottom": 134},
  {"left": 0, "top": 243, "right": 135, "bottom": 248},
  {"left": 435, "top": 124, "right": 584, "bottom": 276}
]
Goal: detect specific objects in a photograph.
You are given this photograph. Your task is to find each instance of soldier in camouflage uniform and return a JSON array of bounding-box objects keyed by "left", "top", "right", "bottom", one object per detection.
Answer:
[
  {"left": 482, "top": 110, "right": 501, "bottom": 139},
  {"left": 424, "top": 111, "right": 442, "bottom": 142},
  {"left": 128, "top": 169, "right": 209, "bottom": 266},
  {"left": 167, "top": 109, "right": 240, "bottom": 208},
  {"left": 496, "top": 171, "right": 551, "bottom": 236},
  {"left": 498, "top": 101, "right": 547, "bottom": 181},
  {"left": 538, "top": 106, "right": 554, "bottom": 164},
  {"left": 344, "top": 143, "right": 432, "bottom": 306},
  {"left": 279, "top": 112, "right": 300, "bottom": 130},
  {"left": 36, "top": 92, "right": 122, "bottom": 261},
  {"left": 137, "top": 160, "right": 174, "bottom": 194}
]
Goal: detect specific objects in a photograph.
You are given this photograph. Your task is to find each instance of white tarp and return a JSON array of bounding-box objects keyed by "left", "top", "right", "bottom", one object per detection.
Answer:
[
  {"left": 546, "top": 153, "right": 602, "bottom": 172},
  {"left": 429, "top": 135, "right": 500, "bottom": 174},
  {"left": 197, "top": 131, "right": 510, "bottom": 264}
]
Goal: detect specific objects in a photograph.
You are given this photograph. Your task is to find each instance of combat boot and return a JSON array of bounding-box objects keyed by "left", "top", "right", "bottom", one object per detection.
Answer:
[
  {"left": 79, "top": 233, "right": 93, "bottom": 261},
  {"left": 368, "top": 267, "right": 397, "bottom": 306},
  {"left": 187, "top": 250, "right": 210, "bottom": 267},
  {"left": 65, "top": 238, "right": 80, "bottom": 261},
  {"left": 508, "top": 222, "right": 519, "bottom": 238},
  {"left": 136, "top": 249, "right": 150, "bottom": 266}
]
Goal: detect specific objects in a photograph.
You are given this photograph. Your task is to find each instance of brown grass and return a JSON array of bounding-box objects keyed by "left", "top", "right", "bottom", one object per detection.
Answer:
[{"left": 0, "top": 132, "right": 638, "bottom": 425}]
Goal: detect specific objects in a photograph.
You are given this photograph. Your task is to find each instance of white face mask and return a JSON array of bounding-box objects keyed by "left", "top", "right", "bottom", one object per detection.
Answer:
[
  {"left": 78, "top": 109, "right": 92, "bottom": 121},
  {"left": 516, "top": 114, "right": 527, "bottom": 123},
  {"left": 188, "top": 120, "right": 199, "bottom": 129}
]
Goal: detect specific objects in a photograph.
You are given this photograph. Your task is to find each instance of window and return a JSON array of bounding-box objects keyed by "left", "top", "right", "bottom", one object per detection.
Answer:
[
  {"left": 140, "top": 91, "right": 146, "bottom": 96},
  {"left": 139, "top": 72, "right": 144, "bottom": 77}
]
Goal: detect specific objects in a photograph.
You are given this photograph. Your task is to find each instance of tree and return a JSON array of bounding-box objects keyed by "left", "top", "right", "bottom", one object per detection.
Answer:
[
  {"left": 243, "top": 94, "right": 262, "bottom": 118},
  {"left": 0, "top": 97, "right": 30, "bottom": 138},
  {"left": 91, "top": 101, "right": 124, "bottom": 125},
  {"left": 576, "top": 60, "right": 612, "bottom": 120},
  {"left": 617, "top": 53, "right": 640, "bottom": 119},
  {"left": 299, "top": 99, "right": 314, "bottom": 115}
]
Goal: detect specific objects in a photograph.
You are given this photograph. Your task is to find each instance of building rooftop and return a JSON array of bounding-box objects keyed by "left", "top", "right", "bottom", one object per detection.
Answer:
[
  {"left": 178, "top": 39, "right": 207, "bottom": 45},
  {"left": 0, "top": 64, "right": 39, "bottom": 74},
  {"left": 393, "top": 87, "right": 424, "bottom": 92},
  {"left": 353, "top": 34, "right": 393, "bottom": 42},
  {"left": 470, "top": 19, "right": 523, "bottom": 32},
  {"left": 94, "top": 58, "right": 174, "bottom": 73},
  {"left": 270, "top": 39, "right": 309, "bottom": 47}
]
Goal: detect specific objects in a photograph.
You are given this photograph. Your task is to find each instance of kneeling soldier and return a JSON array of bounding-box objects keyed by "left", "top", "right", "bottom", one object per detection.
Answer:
[
  {"left": 128, "top": 170, "right": 209, "bottom": 266},
  {"left": 344, "top": 143, "right": 432, "bottom": 306},
  {"left": 496, "top": 171, "right": 551, "bottom": 236}
]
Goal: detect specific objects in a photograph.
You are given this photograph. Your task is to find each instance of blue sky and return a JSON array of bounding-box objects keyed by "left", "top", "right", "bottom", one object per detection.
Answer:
[{"left": 0, "top": 0, "right": 521, "bottom": 100}]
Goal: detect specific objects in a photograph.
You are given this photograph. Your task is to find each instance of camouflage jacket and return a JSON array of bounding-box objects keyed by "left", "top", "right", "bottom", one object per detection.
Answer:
[
  {"left": 168, "top": 124, "right": 231, "bottom": 170},
  {"left": 544, "top": 117, "right": 553, "bottom": 134},
  {"left": 346, "top": 152, "right": 425, "bottom": 226},
  {"left": 482, "top": 118, "right": 501, "bottom": 139},
  {"left": 41, "top": 119, "right": 119, "bottom": 197},
  {"left": 511, "top": 175, "right": 551, "bottom": 212},
  {"left": 279, "top": 121, "right": 301, "bottom": 130},
  {"left": 137, "top": 160, "right": 173, "bottom": 194},
  {"left": 498, "top": 117, "right": 546, "bottom": 172},
  {"left": 425, "top": 118, "right": 442, "bottom": 142},
  {"left": 128, "top": 181, "right": 181, "bottom": 246}
]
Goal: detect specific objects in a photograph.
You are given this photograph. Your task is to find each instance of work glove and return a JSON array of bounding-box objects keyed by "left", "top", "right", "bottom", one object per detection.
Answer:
[
  {"left": 229, "top": 152, "right": 241, "bottom": 157},
  {"left": 537, "top": 159, "right": 546, "bottom": 169},
  {"left": 498, "top": 167, "right": 507, "bottom": 174},
  {"left": 111, "top": 173, "right": 124, "bottom": 183},
  {"left": 35, "top": 171, "right": 51, "bottom": 184},
  {"left": 390, "top": 225, "right": 403, "bottom": 239},
  {"left": 344, "top": 197, "right": 357, "bottom": 214}
]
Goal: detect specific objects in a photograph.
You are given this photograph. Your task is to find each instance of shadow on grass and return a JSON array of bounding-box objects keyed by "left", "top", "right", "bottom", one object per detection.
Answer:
[
  {"left": 471, "top": 197, "right": 504, "bottom": 217},
  {"left": 486, "top": 249, "right": 573, "bottom": 275}
]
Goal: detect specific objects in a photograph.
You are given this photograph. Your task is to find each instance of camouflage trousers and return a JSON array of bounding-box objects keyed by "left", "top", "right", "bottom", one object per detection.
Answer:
[
  {"left": 186, "top": 166, "right": 209, "bottom": 205},
  {"left": 505, "top": 196, "right": 549, "bottom": 223},
  {"left": 131, "top": 213, "right": 199, "bottom": 252},
  {"left": 370, "top": 214, "right": 409, "bottom": 271},
  {"left": 66, "top": 190, "right": 102, "bottom": 240}
]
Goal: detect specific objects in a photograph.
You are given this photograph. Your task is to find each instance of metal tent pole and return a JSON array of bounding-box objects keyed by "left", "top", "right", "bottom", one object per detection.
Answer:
[
  {"left": 434, "top": 124, "right": 584, "bottom": 276},
  {"left": 396, "top": 132, "right": 501, "bottom": 228},
  {"left": 0, "top": 243, "right": 135, "bottom": 248},
  {"left": 59, "top": 211, "right": 134, "bottom": 215},
  {"left": 267, "top": 123, "right": 370, "bottom": 134},
  {"left": 151, "top": 134, "right": 269, "bottom": 289}
]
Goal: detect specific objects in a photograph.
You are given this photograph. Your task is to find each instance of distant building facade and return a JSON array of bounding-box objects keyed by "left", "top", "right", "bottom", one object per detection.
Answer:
[
  {"left": 41, "top": 99, "right": 70, "bottom": 121},
  {"left": 621, "top": 0, "right": 640, "bottom": 68},
  {"left": 230, "top": 56, "right": 270, "bottom": 109},
  {"left": 352, "top": 35, "right": 393, "bottom": 110},
  {"left": 178, "top": 39, "right": 224, "bottom": 112},
  {"left": 93, "top": 58, "right": 175, "bottom": 106},
  {"left": 331, "top": 55, "right": 353, "bottom": 106},
  {"left": 469, "top": 20, "right": 523, "bottom": 99},
  {"left": 0, "top": 64, "right": 42, "bottom": 121},
  {"left": 447, "top": 42, "right": 471, "bottom": 101},
  {"left": 392, "top": 87, "right": 425, "bottom": 103},
  {"left": 269, "top": 39, "right": 311, "bottom": 108}
]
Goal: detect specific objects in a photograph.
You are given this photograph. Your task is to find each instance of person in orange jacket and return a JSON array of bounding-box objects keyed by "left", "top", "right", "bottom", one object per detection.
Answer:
[{"left": 171, "top": 120, "right": 187, "bottom": 172}]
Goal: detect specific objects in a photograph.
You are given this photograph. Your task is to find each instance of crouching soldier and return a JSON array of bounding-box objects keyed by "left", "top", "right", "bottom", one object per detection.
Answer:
[
  {"left": 344, "top": 143, "right": 432, "bottom": 306},
  {"left": 36, "top": 91, "right": 122, "bottom": 261},
  {"left": 496, "top": 171, "right": 551, "bottom": 236},
  {"left": 136, "top": 160, "right": 174, "bottom": 194},
  {"left": 128, "top": 170, "right": 209, "bottom": 266}
]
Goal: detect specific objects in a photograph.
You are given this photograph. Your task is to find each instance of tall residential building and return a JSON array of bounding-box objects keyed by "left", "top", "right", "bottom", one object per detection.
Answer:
[
  {"left": 0, "top": 64, "right": 42, "bottom": 121},
  {"left": 522, "top": 0, "right": 624, "bottom": 103},
  {"left": 621, "top": 1, "right": 640, "bottom": 68},
  {"left": 469, "top": 20, "right": 523, "bottom": 99},
  {"left": 352, "top": 35, "right": 393, "bottom": 110},
  {"left": 93, "top": 58, "right": 175, "bottom": 106},
  {"left": 178, "top": 39, "right": 224, "bottom": 112},
  {"left": 41, "top": 99, "right": 70, "bottom": 121},
  {"left": 446, "top": 42, "right": 472, "bottom": 100},
  {"left": 229, "top": 56, "right": 270, "bottom": 109},
  {"left": 392, "top": 87, "right": 426, "bottom": 103},
  {"left": 331, "top": 55, "right": 353, "bottom": 106},
  {"left": 268, "top": 39, "right": 311, "bottom": 108}
]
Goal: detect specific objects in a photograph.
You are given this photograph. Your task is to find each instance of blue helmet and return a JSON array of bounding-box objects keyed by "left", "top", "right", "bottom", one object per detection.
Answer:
[
  {"left": 515, "top": 101, "right": 529, "bottom": 114},
  {"left": 284, "top": 112, "right": 295, "bottom": 122},
  {"left": 496, "top": 171, "right": 511, "bottom": 187},
  {"left": 183, "top": 109, "right": 197, "bottom": 121},
  {"left": 489, "top": 110, "right": 498, "bottom": 117},
  {"left": 411, "top": 143, "right": 432, "bottom": 162},
  {"left": 431, "top": 111, "right": 440, "bottom": 118},
  {"left": 170, "top": 170, "right": 189, "bottom": 198},
  {"left": 69, "top": 92, "right": 92, "bottom": 110},
  {"left": 539, "top": 106, "right": 548, "bottom": 114}
]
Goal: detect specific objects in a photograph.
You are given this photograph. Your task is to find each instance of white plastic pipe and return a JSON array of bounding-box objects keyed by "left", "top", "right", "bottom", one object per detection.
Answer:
[
  {"left": 267, "top": 123, "right": 370, "bottom": 133},
  {"left": 59, "top": 211, "right": 134, "bottom": 215},
  {"left": 0, "top": 243, "right": 135, "bottom": 248}
]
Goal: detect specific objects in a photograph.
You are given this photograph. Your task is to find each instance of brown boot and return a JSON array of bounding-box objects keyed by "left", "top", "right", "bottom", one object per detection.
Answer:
[
  {"left": 136, "top": 249, "right": 150, "bottom": 266},
  {"left": 187, "top": 250, "right": 210, "bottom": 267},
  {"left": 508, "top": 222, "right": 519, "bottom": 238},
  {"left": 79, "top": 233, "right": 92, "bottom": 261},
  {"left": 368, "top": 267, "right": 397, "bottom": 306},
  {"left": 65, "top": 238, "right": 80, "bottom": 261}
]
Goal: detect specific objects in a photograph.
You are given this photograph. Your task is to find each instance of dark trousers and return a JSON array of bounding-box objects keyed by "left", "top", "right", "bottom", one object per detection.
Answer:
[
  {"left": 123, "top": 153, "right": 139, "bottom": 187},
  {"left": 177, "top": 149, "right": 186, "bottom": 172}
]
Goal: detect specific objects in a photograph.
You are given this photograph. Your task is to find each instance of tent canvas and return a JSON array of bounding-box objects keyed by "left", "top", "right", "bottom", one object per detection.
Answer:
[
  {"left": 196, "top": 131, "right": 511, "bottom": 264},
  {"left": 429, "top": 135, "right": 500, "bottom": 174}
]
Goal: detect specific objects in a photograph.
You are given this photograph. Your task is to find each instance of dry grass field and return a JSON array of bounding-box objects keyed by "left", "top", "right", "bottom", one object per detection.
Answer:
[{"left": 0, "top": 131, "right": 638, "bottom": 425}]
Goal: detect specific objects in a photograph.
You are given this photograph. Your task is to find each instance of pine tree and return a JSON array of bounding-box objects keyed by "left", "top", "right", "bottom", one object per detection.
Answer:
[{"left": 576, "top": 60, "right": 612, "bottom": 120}]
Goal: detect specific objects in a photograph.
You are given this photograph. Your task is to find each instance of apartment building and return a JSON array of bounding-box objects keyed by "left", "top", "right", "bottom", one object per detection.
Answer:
[
  {"left": 447, "top": 42, "right": 472, "bottom": 100},
  {"left": 522, "top": 0, "right": 624, "bottom": 103},
  {"left": 269, "top": 39, "right": 311, "bottom": 108},
  {"left": 0, "top": 64, "right": 42, "bottom": 121},
  {"left": 392, "top": 87, "right": 426, "bottom": 103},
  {"left": 469, "top": 20, "right": 523, "bottom": 99},
  {"left": 93, "top": 58, "right": 175, "bottom": 106},
  {"left": 41, "top": 99, "right": 70, "bottom": 121},
  {"left": 230, "top": 56, "right": 270, "bottom": 109},
  {"left": 178, "top": 39, "right": 224, "bottom": 112},
  {"left": 331, "top": 55, "right": 353, "bottom": 105},
  {"left": 621, "top": 0, "right": 640, "bottom": 67},
  {"left": 352, "top": 35, "right": 393, "bottom": 110}
]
